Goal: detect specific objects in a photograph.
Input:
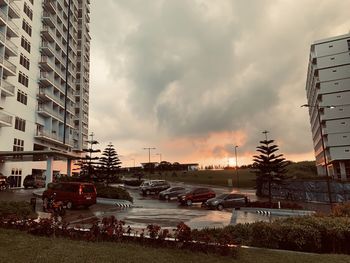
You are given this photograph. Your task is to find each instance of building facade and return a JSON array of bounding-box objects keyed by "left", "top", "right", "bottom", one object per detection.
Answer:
[
  {"left": 0, "top": 0, "right": 90, "bottom": 187},
  {"left": 305, "top": 33, "right": 350, "bottom": 180}
]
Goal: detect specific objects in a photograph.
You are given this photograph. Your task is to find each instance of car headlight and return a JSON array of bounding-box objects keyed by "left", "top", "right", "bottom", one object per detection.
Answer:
[{"left": 212, "top": 200, "right": 219, "bottom": 205}]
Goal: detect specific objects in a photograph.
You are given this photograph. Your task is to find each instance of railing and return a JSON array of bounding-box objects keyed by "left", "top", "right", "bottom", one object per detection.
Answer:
[
  {"left": 4, "top": 58, "right": 16, "bottom": 73},
  {"left": 41, "top": 25, "right": 55, "bottom": 38},
  {"left": 38, "top": 105, "right": 64, "bottom": 122},
  {"left": 9, "top": 0, "right": 20, "bottom": 16},
  {"left": 1, "top": 79, "right": 15, "bottom": 95},
  {"left": 5, "top": 37, "right": 18, "bottom": 54},
  {"left": 0, "top": 8, "right": 7, "bottom": 22},
  {"left": 41, "top": 41, "right": 55, "bottom": 53},
  {"left": 40, "top": 71, "right": 55, "bottom": 84},
  {"left": 7, "top": 19, "right": 19, "bottom": 35},
  {"left": 0, "top": 111, "right": 13, "bottom": 125},
  {"left": 0, "top": 31, "right": 5, "bottom": 43}
]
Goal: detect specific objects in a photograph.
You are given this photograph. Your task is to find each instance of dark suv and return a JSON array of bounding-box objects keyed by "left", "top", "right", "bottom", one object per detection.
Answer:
[
  {"left": 178, "top": 188, "right": 215, "bottom": 206},
  {"left": 23, "top": 175, "right": 45, "bottom": 189},
  {"left": 204, "top": 193, "right": 249, "bottom": 210},
  {"left": 42, "top": 182, "right": 96, "bottom": 209},
  {"left": 140, "top": 180, "right": 170, "bottom": 195}
]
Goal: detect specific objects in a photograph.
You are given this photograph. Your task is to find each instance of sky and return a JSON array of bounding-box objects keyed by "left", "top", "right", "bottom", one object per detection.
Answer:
[{"left": 88, "top": 0, "right": 350, "bottom": 168}]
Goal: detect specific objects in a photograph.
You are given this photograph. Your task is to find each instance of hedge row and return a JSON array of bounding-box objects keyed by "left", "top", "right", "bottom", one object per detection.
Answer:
[
  {"left": 193, "top": 216, "right": 350, "bottom": 254},
  {"left": 0, "top": 201, "right": 36, "bottom": 219},
  {"left": 95, "top": 184, "right": 133, "bottom": 203}
]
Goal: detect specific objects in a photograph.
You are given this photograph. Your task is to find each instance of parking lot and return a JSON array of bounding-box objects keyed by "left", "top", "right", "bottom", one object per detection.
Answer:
[{"left": 0, "top": 183, "right": 260, "bottom": 230}]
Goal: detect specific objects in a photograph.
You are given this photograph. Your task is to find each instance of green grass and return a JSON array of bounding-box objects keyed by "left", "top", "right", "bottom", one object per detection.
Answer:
[{"left": 0, "top": 229, "right": 349, "bottom": 263}]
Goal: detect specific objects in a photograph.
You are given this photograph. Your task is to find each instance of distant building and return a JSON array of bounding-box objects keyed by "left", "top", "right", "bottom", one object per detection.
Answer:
[
  {"left": 0, "top": 0, "right": 91, "bottom": 187},
  {"left": 305, "top": 33, "right": 350, "bottom": 179}
]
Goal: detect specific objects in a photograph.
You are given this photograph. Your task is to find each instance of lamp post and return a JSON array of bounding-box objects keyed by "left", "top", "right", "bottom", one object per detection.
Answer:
[
  {"left": 234, "top": 146, "right": 239, "bottom": 190},
  {"left": 301, "top": 103, "right": 333, "bottom": 206}
]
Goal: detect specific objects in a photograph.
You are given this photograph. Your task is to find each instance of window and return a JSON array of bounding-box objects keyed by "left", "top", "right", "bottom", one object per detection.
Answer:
[
  {"left": 17, "top": 90, "right": 28, "bottom": 105},
  {"left": 20, "top": 53, "right": 30, "bottom": 70},
  {"left": 21, "top": 36, "right": 31, "bottom": 53},
  {"left": 14, "top": 117, "right": 26, "bottom": 132},
  {"left": 22, "top": 20, "right": 32, "bottom": 36},
  {"left": 13, "top": 138, "right": 24, "bottom": 152},
  {"left": 18, "top": 71, "right": 29, "bottom": 87},
  {"left": 29, "top": 0, "right": 34, "bottom": 4},
  {"left": 24, "top": 3, "right": 33, "bottom": 20}
]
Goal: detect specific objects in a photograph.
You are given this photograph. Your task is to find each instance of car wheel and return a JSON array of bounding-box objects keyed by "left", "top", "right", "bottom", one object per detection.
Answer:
[
  {"left": 66, "top": 201, "right": 73, "bottom": 210},
  {"left": 186, "top": 200, "right": 192, "bottom": 206},
  {"left": 217, "top": 204, "right": 224, "bottom": 211},
  {"left": 165, "top": 194, "right": 170, "bottom": 200},
  {"left": 146, "top": 190, "right": 150, "bottom": 195}
]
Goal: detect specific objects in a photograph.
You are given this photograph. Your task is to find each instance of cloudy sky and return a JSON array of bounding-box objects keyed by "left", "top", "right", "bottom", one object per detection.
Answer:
[{"left": 88, "top": 0, "right": 350, "bottom": 167}]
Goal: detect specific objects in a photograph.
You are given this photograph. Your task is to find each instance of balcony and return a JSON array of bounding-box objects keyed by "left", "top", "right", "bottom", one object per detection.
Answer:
[
  {"left": 5, "top": 37, "right": 18, "bottom": 56},
  {"left": 37, "top": 105, "right": 64, "bottom": 122},
  {"left": 42, "top": 11, "right": 55, "bottom": 27},
  {"left": 0, "top": 8, "right": 6, "bottom": 25},
  {"left": 41, "top": 25, "right": 55, "bottom": 42},
  {"left": 35, "top": 129, "right": 73, "bottom": 147},
  {"left": 40, "top": 41, "right": 55, "bottom": 57},
  {"left": 0, "top": 56, "right": 16, "bottom": 76},
  {"left": 0, "top": 78, "right": 15, "bottom": 97},
  {"left": 0, "top": 111, "right": 13, "bottom": 127},
  {"left": 39, "top": 56, "right": 55, "bottom": 72},
  {"left": 8, "top": 1, "right": 20, "bottom": 19},
  {"left": 42, "top": 0, "right": 56, "bottom": 14},
  {"left": 39, "top": 72, "right": 55, "bottom": 87},
  {"left": 6, "top": 20, "right": 19, "bottom": 38}
]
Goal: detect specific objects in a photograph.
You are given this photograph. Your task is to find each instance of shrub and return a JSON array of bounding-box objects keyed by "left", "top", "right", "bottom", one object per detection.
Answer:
[
  {"left": 0, "top": 201, "right": 36, "bottom": 219},
  {"left": 95, "top": 184, "right": 133, "bottom": 202},
  {"left": 332, "top": 202, "right": 350, "bottom": 217}
]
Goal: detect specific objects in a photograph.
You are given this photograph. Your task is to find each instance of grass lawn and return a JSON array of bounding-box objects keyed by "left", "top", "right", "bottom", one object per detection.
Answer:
[{"left": 1, "top": 229, "right": 350, "bottom": 263}]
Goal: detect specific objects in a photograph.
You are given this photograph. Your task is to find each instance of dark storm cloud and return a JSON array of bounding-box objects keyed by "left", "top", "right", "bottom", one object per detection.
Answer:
[{"left": 89, "top": 0, "right": 350, "bottom": 162}]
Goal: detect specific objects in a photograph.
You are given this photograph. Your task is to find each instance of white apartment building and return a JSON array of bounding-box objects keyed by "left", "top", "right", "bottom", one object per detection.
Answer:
[
  {"left": 0, "top": 0, "right": 90, "bottom": 187},
  {"left": 305, "top": 33, "right": 350, "bottom": 180}
]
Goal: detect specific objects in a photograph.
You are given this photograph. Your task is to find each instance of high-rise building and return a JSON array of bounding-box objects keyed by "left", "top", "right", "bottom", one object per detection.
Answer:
[
  {"left": 0, "top": 0, "right": 90, "bottom": 187},
  {"left": 305, "top": 33, "right": 350, "bottom": 180}
]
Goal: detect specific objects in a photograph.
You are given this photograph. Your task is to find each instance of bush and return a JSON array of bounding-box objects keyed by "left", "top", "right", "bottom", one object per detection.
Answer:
[
  {"left": 95, "top": 184, "right": 133, "bottom": 203},
  {"left": 332, "top": 202, "right": 350, "bottom": 217},
  {"left": 0, "top": 201, "right": 36, "bottom": 219}
]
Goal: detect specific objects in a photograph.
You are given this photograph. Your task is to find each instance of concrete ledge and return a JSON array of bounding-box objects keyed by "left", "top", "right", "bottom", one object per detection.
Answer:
[{"left": 239, "top": 207, "right": 315, "bottom": 216}]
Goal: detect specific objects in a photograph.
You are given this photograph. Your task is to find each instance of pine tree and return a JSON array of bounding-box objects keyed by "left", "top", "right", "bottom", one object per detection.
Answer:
[
  {"left": 75, "top": 133, "right": 101, "bottom": 181},
  {"left": 99, "top": 143, "right": 122, "bottom": 184},
  {"left": 252, "top": 139, "right": 290, "bottom": 204}
]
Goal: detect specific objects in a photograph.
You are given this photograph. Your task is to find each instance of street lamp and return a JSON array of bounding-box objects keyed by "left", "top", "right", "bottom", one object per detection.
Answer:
[
  {"left": 234, "top": 146, "right": 239, "bottom": 190},
  {"left": 301, "top": 103, "right": 333, "bottom": 206}
]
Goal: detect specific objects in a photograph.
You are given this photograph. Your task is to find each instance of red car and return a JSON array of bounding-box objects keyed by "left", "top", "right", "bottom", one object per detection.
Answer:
[
  {"left": 42, "top": 182, "right": 96, "bottom": 209},
  {"left": 178, "top": 187, "right": 216, "bottom": 206}
]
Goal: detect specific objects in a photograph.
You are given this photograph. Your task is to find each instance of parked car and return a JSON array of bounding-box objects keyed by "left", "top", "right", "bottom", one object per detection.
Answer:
[
  {"left": 42, "top": 182, "right": 97, "bottom": 209},
  {"left": 204, "top": 193, "right": 249, "bottom": 211},
  {"left": 23, "top": 175, "right": 45, "bottom": 189},
  {"left": 159, "top": 187, "right": 188, "bottom": 200},
  {"left": 0, "top": 175, "right": 9, "bottom": 191},
  {"left": 139, "top": 180, "right": 170, "bottom": 195},
  {"left": 178, "top": 187, "right": 216, "bottom": 206}
]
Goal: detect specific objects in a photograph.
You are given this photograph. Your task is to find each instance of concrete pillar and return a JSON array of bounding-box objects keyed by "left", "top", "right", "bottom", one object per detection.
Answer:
[
  {"left": 67, "top": 159, "right": 72, "bottom": 177},
  {"left": 45, "top": 156, "right": 53, "bottom": 187},
  {"left": 340, "top": 162, "right": 347, "bottom": 181}
]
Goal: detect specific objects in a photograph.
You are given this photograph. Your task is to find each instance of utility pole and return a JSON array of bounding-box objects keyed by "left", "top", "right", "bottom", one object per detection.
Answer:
[
  {"left": 235, "top": 145, "right": 239, "bottom": 190},
  {"left": 143, "top": 147, "right": 156, "bottom": 178}
]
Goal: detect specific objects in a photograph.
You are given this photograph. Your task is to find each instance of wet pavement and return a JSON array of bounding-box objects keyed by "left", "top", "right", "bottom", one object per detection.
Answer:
[{"left": 0, "top": 185, "right": 333, "bottom": 230}]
